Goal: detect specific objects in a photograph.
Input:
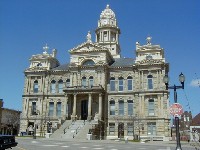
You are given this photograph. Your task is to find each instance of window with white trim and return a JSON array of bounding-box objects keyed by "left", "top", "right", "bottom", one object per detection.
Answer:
[
  {"left": 49, "top": 102, "right": 54, "bottom": 116},
  {"left": 82, "top": 77, "right": 86, "bottom": 87},
  {"left": 128, "top": 100, "right": 133, "bottom": 116},
  {"left": 127, "top": 76, "right": 133, "bottom": 91},
  {"left": 58, "top": 80, "right": 63, "bottom": 93},
  {"left": 89, "top": 76, "right": 94, "bottom": 87},
  {"left": 110, "top": 77, "right": 115, "bottom": 91},
  {"left": 148, "top": 99, "right": 155, "bottom": 116},
  {"left": 56, "top": 102, "right": 62, "bottom": 117},
  {"left": 110, "top": 100, "right": 115, "bottom": 115},
  {"left": 33, "top": 80, "right": 38, "bottom": 93},
  {"left": 50, "top": 80, "right": 56, "bottom": 93},
  {"left": 147, "top": 75, "right": 153, "bottom": 90},
  {"left": 118, "top": 77, "right": 124, "bottom": 91},
  {"left": 119, "top": 100, "right": 124, "bottom": 115},
  {"left": 66, "top": 79, "right": 70, "bottom": 87}
]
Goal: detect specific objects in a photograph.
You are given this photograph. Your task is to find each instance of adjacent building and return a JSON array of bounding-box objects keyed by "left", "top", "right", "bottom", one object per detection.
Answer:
[
  {"left": 0, "top": 99, "right": 21, "bottom": 135},
  {"left": 20, "top": 5, "right": 170, "bottom": 141}
]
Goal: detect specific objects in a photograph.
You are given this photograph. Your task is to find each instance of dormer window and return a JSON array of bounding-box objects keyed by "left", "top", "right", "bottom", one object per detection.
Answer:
[
  {"left": 37, "top": 63, "right": 42, "bottom": 67},
  {"left": 82, "top": 60, "right": 95, "bottom": 66}
]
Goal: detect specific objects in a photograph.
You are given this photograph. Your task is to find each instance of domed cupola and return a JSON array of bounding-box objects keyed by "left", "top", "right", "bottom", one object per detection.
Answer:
[
  {"left": 95, "top": 4, "right": 121, "bottom": 58},
  {"left": 99, "top": 4, "right": 117, "bottom": 27}
]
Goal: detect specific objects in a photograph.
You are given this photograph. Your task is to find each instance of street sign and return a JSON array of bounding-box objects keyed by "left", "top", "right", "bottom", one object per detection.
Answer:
[{"left": 169, "top": 103, "right": 184, "bottom": 117}]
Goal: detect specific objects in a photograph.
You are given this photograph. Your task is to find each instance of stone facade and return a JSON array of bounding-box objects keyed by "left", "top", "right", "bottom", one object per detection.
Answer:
[{"left": 20, "top": 5, "right": 170, "bottom": 140}]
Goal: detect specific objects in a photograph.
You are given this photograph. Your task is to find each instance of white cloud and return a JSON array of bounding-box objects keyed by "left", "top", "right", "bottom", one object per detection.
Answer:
[{"left": 190, "top": 79, "right": 200, "bottom": 87}]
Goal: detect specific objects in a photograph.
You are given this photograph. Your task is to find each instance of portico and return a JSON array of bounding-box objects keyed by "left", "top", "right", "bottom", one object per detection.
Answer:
[{"left": 63, "top": 86, "right": 104, "bottom": 121}]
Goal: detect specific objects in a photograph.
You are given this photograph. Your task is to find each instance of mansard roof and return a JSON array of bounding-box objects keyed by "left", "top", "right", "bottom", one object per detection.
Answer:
[
  {"left": 51, "top": 64, "right": 70, "bottom": 71},
  {"left": 110, "top": 58, "right": 135, "bottom": 67}
]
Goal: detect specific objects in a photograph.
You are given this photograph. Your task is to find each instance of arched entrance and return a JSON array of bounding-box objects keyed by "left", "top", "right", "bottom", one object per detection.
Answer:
[{"left": 81, "top": 100, "right": 88, "bottom": 120}]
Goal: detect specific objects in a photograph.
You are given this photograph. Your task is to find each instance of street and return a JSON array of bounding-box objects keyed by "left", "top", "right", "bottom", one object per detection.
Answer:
[{"left": 11, "top": 138, "right": 196, "bottom": 150}]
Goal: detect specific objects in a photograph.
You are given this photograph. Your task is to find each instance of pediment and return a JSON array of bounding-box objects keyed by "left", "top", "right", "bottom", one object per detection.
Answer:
[
  {"left": 136, "top": 59, "right": 164, "bottom": 65},
  {"left": 69, "top": 42, "right": 109, "bottom": 53},
  {"left": 25, "top": 66, "right": 48, "bottom": 72}
]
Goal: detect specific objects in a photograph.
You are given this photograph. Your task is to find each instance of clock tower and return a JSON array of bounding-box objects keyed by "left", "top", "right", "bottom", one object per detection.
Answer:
[{"left": 95, "top": 5, "right": 121, "bottom": 58}]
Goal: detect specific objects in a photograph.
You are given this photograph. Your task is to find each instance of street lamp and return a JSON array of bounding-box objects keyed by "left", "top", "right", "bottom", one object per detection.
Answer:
[{"left": 163, "top": 72, "right": 185, "bottom": 150}]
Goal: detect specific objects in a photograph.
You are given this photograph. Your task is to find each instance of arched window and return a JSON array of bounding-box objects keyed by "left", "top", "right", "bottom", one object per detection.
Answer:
[
  {"left": 119, "top": 100, "right": 124, "bottom": 115},
  {"left": 89, "top": 76, "right": 94, "bottom": 87},
  {"left": 58, "top": 80, "right": 63, "bottom": 93},
  {"left": 66, "top": 79, "right": 70, "bottom": 87},
  {"left": 110, "top": 100, "right": 115, "bottom": 115},
  {"left": 127, "top": 76, "right": 133, "bottom": 91},
  {"left": 128, "top": 100, "right": 133, "bottom": 116},
  {"left": 82, "top": 60, "right": 95, "bottom": 66},
  {"left": 147, "top": 75, "right": 153, "bottom": 90},
  {"left": 82, "top": 77, "right": 86, "bottom": 87},
  {"left": 148, "top": 99, "right": 155, "bottom": 116},
  {"left": 118, "top": 77, "right": 124, "bottom": 91},
  {"left": 50, "top": 80, "right": 56, "bottom": 93},
  {"left": 33, "top": 80, "right": 38, "bottom": 93},
  {"left": 110, "top": 77, "right": 115, "bottom": 91}
]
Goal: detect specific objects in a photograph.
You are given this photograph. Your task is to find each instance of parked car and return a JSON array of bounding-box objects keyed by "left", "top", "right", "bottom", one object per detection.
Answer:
[{"left": 0, "top": 135, "right": 18, "bottom": 150}]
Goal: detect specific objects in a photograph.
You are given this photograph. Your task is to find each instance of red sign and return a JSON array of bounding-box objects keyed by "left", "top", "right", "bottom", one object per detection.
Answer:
[{"left": 170, "top": 103, "right": 184, "bottom": 117}]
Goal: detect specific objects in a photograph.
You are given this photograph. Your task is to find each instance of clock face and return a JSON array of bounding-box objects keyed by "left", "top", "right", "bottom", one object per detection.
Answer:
[{"left": 103, "top": 20, "right": 108, "bottom": 25}]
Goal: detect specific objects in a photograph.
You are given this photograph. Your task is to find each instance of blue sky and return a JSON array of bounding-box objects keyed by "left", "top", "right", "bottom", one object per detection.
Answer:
[{"left": 0, "top": 0, "right": 200, "bottom": 117}]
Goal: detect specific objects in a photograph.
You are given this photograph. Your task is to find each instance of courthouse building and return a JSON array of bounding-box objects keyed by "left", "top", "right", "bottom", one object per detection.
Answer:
[{"left": 20, "top": 5, "right": 170, "bottom": 141}]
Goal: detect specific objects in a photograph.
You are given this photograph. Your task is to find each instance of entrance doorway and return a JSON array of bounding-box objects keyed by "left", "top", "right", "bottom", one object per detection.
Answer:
[
  {"left": 118, "top": 123, "right": 124, "bottom": 139},
  {"left": 81, "top": 100, "right": 88, "bottom": 120}
]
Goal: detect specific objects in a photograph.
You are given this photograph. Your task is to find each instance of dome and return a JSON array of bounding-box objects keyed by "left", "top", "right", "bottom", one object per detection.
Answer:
[{"left": 100, "top": 4, "right": 116, "bottom": 19}]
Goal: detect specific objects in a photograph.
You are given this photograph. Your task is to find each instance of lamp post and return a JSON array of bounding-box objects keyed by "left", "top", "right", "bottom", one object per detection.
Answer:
[{"left": 163, "top": 72, "right": 185, "bottom": 150}]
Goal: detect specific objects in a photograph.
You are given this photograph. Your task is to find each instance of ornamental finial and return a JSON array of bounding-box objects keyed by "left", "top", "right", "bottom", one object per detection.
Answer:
[
  {"left": 106, "top": 4, "right": 110, "bottom": 9},
  {"left": 43, "top": 44, "right": 49, "bottom": 54},
  {"left": 146, "top": 36, "right": 152, "bottom": 45}
]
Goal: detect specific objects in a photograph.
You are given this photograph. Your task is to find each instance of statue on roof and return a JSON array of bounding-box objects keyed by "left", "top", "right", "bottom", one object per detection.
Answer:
[
  {"left": 43, "top": 44, "right": 49, "bottom": 54},
  {"left": 86, "top": 31, "right": 92, "bottom": 43}
]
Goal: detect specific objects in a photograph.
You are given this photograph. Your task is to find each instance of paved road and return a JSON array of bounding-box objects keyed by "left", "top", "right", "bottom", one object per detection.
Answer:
[{"left": 11, "top": 138, "right": 196, "bottom": 150}]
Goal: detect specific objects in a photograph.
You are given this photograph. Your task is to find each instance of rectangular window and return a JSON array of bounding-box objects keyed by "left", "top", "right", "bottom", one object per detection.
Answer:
[
  {"left": 147, "top": 122, "right": 156, "bottom": 136},
  {"left": 66, "top": 79, "right": 70, "bottom": 87},
  {"left": 119, "top": 101, "right": 124, "bottom": 115},
  {"left": 127, "top": 123, "right": 134, "bottom": 136},
  {"left": 109, "top": 123, "right": 115, "bottom": 135},
  {"left": 110, "top": 80, "right": 115, "bottom": 91},
  {"left": 128, "top": 100, "right": 133, "bottom": 116},
  {"left": 127, "top": 79, "right": 133, "bottom": 91},
  {"left": 49, "top": 102, "right": 54, "bottom": 116},
  {"left": 119, "top": 79, "right": 123, "bottom": 91},
  {"left": 148, "top": 79, "right": 153, "bottom": 89},
  {"left": 82, "top": 78, "right": 86, "bottom": 87},
  {"left": 89, "top": 79, "right": 94, "bottom": 87},
  {"left": 148, "top": 100, "right": 155, "bottom": 116},
  {"left": 110, "top": 101, "right": 115, "bottom": 115},
  {"left": 33, "top": 84, "right": 38, "bottom": 93},
  {"left": 56, "top": 102, "right": 62, "bottom": 117},
  {"left": 51, "top": 83, "right": 56, "bottom": 93},
  {"left": 31, "top": 102, "right": 36, "bottom": 115}
]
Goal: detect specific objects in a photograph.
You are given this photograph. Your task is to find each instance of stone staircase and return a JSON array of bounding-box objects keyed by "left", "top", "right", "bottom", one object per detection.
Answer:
[{"left": 50, "top": 120, "right": 96, "bottom": 140}]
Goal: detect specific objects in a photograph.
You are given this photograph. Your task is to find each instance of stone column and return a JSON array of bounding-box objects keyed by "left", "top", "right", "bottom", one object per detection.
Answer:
[
  {"left": 88, "top": 94, "right": 92, "bottom": 120},
  {"left": 64, "top": 95, "right": 68, "bottom": 119},
  {"left": 99, "top": 93, "right": 102, "bottom": 120},
  {"left": 72, "top": 94, "right": 77, "bottom": 120}
]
